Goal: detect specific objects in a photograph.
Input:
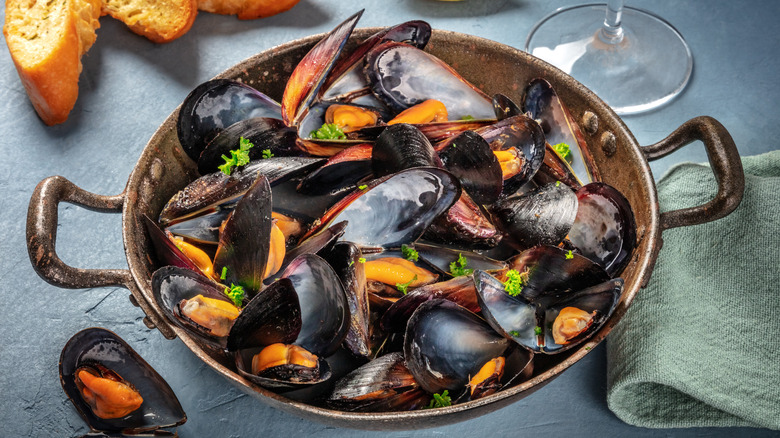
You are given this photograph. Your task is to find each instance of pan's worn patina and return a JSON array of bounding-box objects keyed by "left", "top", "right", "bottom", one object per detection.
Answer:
[{"left": 27, "top": 28, "right": 744, "bottom": 429}]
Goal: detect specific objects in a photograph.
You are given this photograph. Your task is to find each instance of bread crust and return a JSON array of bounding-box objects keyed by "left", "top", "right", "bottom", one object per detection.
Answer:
[
  {"left": 4, "top": 0, "right": 101, "bottom": 125},
  {"left": 101, "top": 0, "right": 198, "bottom": 43},
  {"left": 198, "top": 0, "right": 300, "bottom": 20}
]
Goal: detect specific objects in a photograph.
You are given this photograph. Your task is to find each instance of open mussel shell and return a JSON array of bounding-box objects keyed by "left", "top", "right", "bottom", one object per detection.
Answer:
[
  {"left": 568, "top": 183, "right": 637, "bottom": 277},
  {"left": 144, "top": 215, "right": 202, "bottom": 273},
  {"left": 327, "top": 352, "right": 429, "bottom": 412},
  {"left": 198, "top": 117, "right": 301, "bottom": 175},
  {"left": 523, "top": 78, "right": 598, "bottom": 185},
  {"left": 159, "top": 156, "right": 323, "bottom": 226},
  {"left": 541, "top": 278, "right": 623, "bottom": 353},
  {"left": 60, "top": 328, "right": 186, "bottom": 434},
  {"left": 438, "top": 130, "right": 503, "bottom": 206},
  {"left": 492, "top": 93, "right": 523, "bottom": 120},
  {"left": 321, "top": 20, "right": 431, "bottom": 107},
  {"left": 177, "top": 79, "right": 281, "bottom": 162},
  {"left": 505, "top": 245, "right": 610, "bottom": 301},
  {"left": 490, "top": 182, "right": 578, "bottom": 250},
  {"left": 234, "top": 347, "right": 332, "bottom": 390},
  {"left": 415, "top": 242, "right": 507, "bottom": 276},
  {"left": 281, "top": 254, "right": 350, "bottom": 357},
  {"left": 305, "top": 167, "right": 461, "bottom": 249},
  {"left": 473, "top": 270, "right": 538, "bottom": 352},
  {"left": 372, "top": 123, "right": 438, "bottom": 177},
  {"left": 164, "top": 208, "right": 228, "bottom": 245},
  {"left": 364, "top": 41, "right": 495, "bottom": 120},
  {"left": 404, "top": 299, "right": 510, "bottom": 395},
  {"left": 297, "top": 144, "right": 373, "bottom": 195},
  {"left": 423, "top": 192, "right": 502, "bottom": 249},
  {"left": 152, "top": 266, "right": 236, "bottom": 350},
  {"left": 226, "top": 278, "right": 302, "bottom": 351},
  {"left": 320, "top": 242, "right": 371, "bottom": 359},
  {"left": 213, "top": 175, "right": 272, "bottom": 296},
  {"left": 282, "top": 10, "right": 363, "bottom": 126},
  {"left": 534, "top": 145, "right": 583, "bottom": 190}
]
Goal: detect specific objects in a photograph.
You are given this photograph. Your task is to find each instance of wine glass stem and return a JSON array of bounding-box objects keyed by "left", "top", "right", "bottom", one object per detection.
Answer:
[{"left": 600, "top": 0, "right": 625, "bottom": 44}]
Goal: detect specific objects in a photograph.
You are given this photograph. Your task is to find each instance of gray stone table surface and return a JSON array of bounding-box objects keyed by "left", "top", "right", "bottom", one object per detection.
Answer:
[{"left": 1, "top": 0, "right": 779, "bottom": 436}]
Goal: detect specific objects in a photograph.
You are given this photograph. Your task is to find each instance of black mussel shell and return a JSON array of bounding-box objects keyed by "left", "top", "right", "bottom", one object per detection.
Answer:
[
  {"left": 320, "top": 242, "right": 371, "bottom": 359},
  {"left": 282, "top": 10, "right": 363, "bottom": 126},
  {"left": 327, "top": 352, "right": 428, "bottom": 412},
  {"left": 414, "top": 242, "right": 507, "bottom": 276},
  {"left": 423, "top": 192, "right": 502, "bottom": 249},
  {"left": 226, "top": 278, "right": 302, "bottom": 351},
  {"left": 305, "top": 167, "right": 461, "bottom": 249},
  {"left": 234, "top": 348, "right": 332, "bottom": 390},
  {"left": 541, "top": 278, "right": 623, "bottom": 353},
  {"left": 490, "top": 182, "right": 578, "bottom": 250},
  {"left": 568, "top": 183, "right": 637, "bottom": 277},
  {"left": 404, "top": 299, "right": 509, "bottom": 394},
  {"left": 505, "top": 245, "right": 610, "bottom": 301},
  {"left": 178, "top": 79, "right": 281, "bottom": 162},
  {"left": 144, "top": 215, "right": 202, "bottom": 273},
  {"left": 523, "top": 78, "right": 598, "bottom": 185},
  {"left": 165, "top": 208, "right": 229, "bottom": 245},
  {"left": 364, "top": 41, "right": 495, "bottom": 119},
  {"left": 152, "top": 266, "right": 237, "bottom": 350},
  {"left": 281, "top": 254, "right": 350, "bottom": 357},
  {"left": 492, "top": 93, "right": 523, "bottom": 120},
  {"left": 372, "top": 123, "right": 438, "bottom": 177},
  {"left": 380, "top": 275, "right": 480, "bottom": 333},
  {"left": 60, "top": 328, "right": 186, "bottom": 434},
  {"left": 159, "top": 156, "right": 324, "bottom": 225},
  {"left": 438, "top": 130, "right": 503, "bottom": 206},
  {"left": 297, "top": 144, "right": 373, "bottom": 195},
  {"left": 534, "top": 145, "right": 583, "bottom": 190},
  {"left": 273, "top": 221, "right": 347, "bottom": 281},
  {"left": 198, "top": 117, "right": 301, "bottom": 175},
  {"left": 213, "top": 175, "right": 272, "bottom": 296},
  {"left": 473, "top": 270, "right": 538, "bottom": 352}
]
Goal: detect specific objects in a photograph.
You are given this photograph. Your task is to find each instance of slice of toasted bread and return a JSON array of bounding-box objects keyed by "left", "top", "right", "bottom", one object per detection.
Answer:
[
  {"left": 101, "top": 0, "right": 198, "bottom": 43},
  {"left": 197, "top": 0, "right": 299, "bottom": 20},
  {"left": 4, "top": 0, "right": 101, "bottom": 125}
]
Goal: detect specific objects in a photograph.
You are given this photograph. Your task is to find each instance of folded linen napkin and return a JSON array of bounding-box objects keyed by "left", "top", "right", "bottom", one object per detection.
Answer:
[{"left": 606, "top": 150, "right": 780, "bottom": 430}]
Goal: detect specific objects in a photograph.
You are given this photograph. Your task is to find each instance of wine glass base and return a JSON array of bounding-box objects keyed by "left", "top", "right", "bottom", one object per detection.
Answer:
[{"left": 525, "top": 4, "right": 693, "bottom": 115}]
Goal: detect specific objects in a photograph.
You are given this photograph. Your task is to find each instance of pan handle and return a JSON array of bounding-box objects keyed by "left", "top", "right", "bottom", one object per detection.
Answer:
[
  {"left": 27, "top": 176, "right": 177, "bottom": 339},
  {"left": 642, "top": 116, "right": 745, "bottom": 231}
]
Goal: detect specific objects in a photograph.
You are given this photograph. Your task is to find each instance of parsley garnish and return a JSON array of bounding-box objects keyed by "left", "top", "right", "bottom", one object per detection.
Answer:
[
  {"left": 565, "top": 250, "right": 574, "bottom": 260},
  {"left": 555, "top": 180, "right": 561, "bottom": 187},
  {"left": 449, "top": 253, "right": 473, "bottom": 277},
  {"left": 423, "top": 390, "right": 452, "bottom": 409},
  {"left": 348, "top": 260, "right": 355, "bottom": 267},
  {"left": 218, "top": 137, "right": 254, "bottom": 175},
  {"left": 396, "top": 275, "right": 417, "bottom": 295},
  {"left": 509, "top": 330, "right": 521, "bottom": 337},
  {"left": 220, "top": 266, "right": 228, "bottom": 280},
  {"left": 358, "top": 184, "right": 368, "bottom": 190},
  {"left": 310, "top": 123, "right": 346, "bottom": 140},
  {"left": 460, "top": 115, "right": 475, "bottom": 121},
  {"left": 261, "top": 149, "right": 274, "bottom": 159},
  {"left": 401, "top": 244, "right": 419, "bottom": 262},
  {"left": 358, "top": 257, "right": 366, "bottom": 264},
  {"left": 224, "top": 283, "right": 245, "bottom": 308},
  {"left": 552, "top": 142, "right": 572, "bottom": 164},
  {"left": 534, "top": 326, "right": 543, "bottom": 336},
  {"left": 503, "top": 269, "right": 524, "bottom": 296}
]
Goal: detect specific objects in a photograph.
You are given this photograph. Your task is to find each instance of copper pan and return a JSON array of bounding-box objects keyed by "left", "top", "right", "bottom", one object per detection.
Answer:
[{"left": 27, "top": 28, "right": 744, "bottom": 429}]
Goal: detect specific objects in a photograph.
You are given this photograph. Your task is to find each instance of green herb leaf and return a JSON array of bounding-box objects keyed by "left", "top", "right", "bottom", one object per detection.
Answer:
[
  {"left": 401, "top": 244, "right": 419, "bottom": 262},
  {"left": 449, "top": 253, "right": 474, "bottom": 277},
  {"left": 460, "top": 115, "right": 475, "bottom": 121},
  {"left": 310, "top": 123, "right": 346, "bottom": 140},
  {"left": 348, "top": 260, "right": 355, "bottom": 267},
  {"left": 565, "top": 250, "right": 574, "bottom": 260},
  {"left": 396, "top": 275, "right": 417, "bottom": 295},
  {"left": 261, "top": 149, "right": 274, "bottom": 159},
  {"left": 423, "top": 390, "right": 452, "bottom": 409},
  {"left": 358, "top": 257, "right": 366, "bottom": 264},
  {"left": 503, "top": 269, "right": 524, "bottom": 296},
  {"left": 555, "top": 180, "right": 561, "bottom": 187},
  {"left": 224, "top": 283, "right": 245, "bottom": 308},
  {"left": 220, "top": 266, "right": 228, "bottom": 280},
  {"left": 508, "top": 330, "right": 521, "bottom": 337},
  {"left": 534, "top": 325, "right": 543, "bottom": 336},
  {"left": 218, "top": 137, "right": 255, "bottom": 175},
  {"left": 358, "top": 184, "right": 368, "bottom": 190},
  {"left": 552, "top": 142, "right": 572, "bottom": 164}
]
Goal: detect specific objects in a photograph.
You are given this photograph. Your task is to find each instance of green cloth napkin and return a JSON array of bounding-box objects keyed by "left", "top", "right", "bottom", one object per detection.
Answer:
[{"left": 606, "top": 150, "right": 780, "bottom": 430}]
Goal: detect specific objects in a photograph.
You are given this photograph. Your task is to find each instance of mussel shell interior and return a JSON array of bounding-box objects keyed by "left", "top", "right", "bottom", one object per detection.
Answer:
[
  {"left": 60, "top": 328, "right": 186, "bottom": 433},
  {"left": 473, "top": 270, "right": 538, "bottom": 351},
  {"left": 234, "top": 348, "right": 332, "bottom": 390}
]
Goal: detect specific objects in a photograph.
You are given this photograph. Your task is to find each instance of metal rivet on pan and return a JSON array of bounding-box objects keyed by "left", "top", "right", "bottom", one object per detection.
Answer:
[
  {"left": 581, "top": 111, "right": 598, "bottom": 135},
  {"left": 601, "top": 131, "right": 617, "bottom": 157},
  {"left": 128, "top": 294, "right": 139, "bottom": 307}
]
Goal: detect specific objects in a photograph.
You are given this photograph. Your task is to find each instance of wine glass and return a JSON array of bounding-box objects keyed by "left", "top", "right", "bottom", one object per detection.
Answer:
[{"left": 525, "top": 1, "right": 692, "bottom": 115}]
